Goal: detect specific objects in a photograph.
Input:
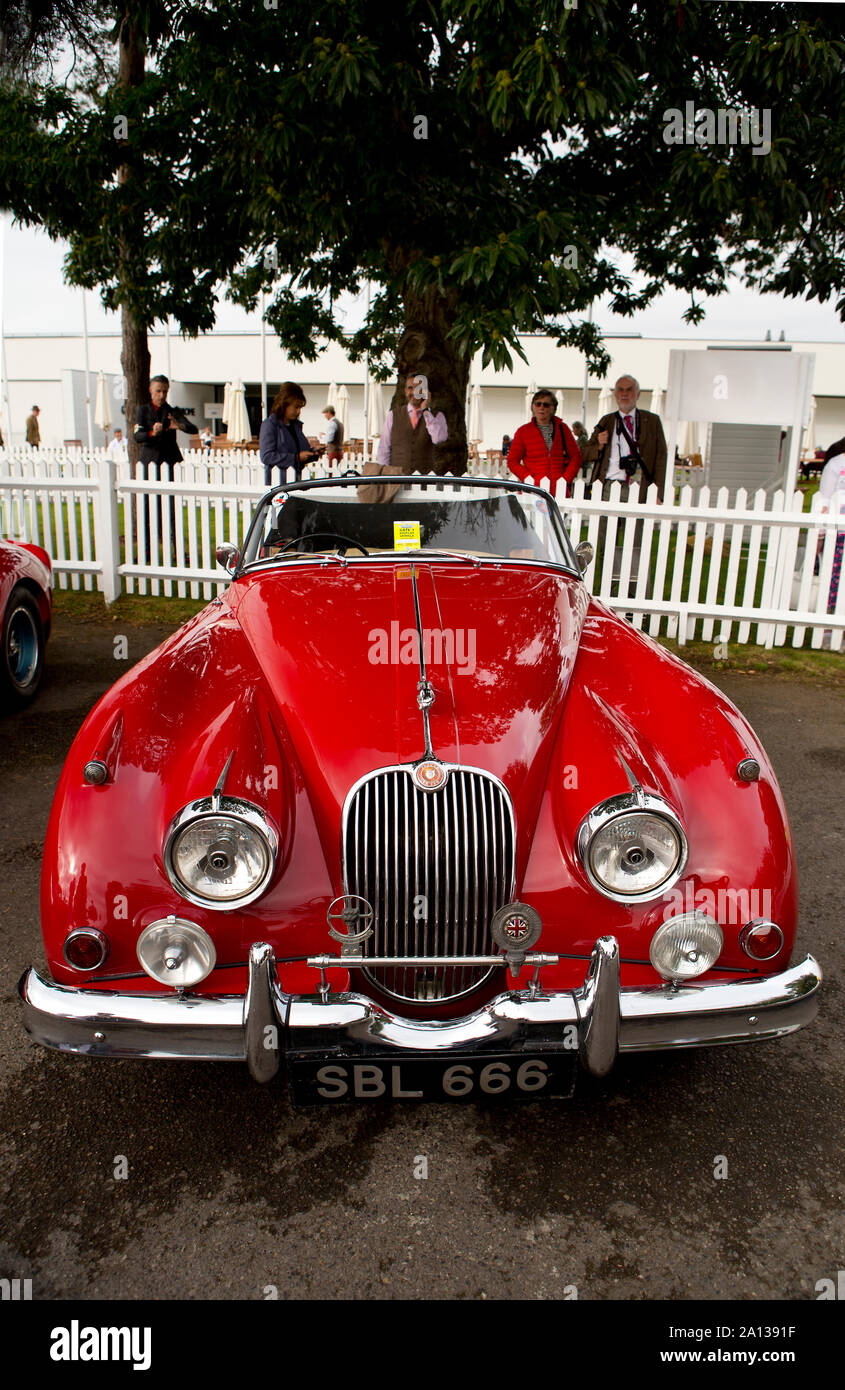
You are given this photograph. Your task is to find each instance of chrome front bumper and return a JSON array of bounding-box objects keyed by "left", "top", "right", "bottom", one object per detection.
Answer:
[{"left": 19, "top": 938, "right": 821, "bottom": 1085}]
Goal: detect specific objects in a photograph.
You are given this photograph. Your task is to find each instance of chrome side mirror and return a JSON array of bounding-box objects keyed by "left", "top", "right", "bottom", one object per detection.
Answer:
[
  {"left": 575, "top": 541, "right": 593, "bottom": 574},
  {"left": 216, "top": 543, "right": 239, "bottom": 575}
]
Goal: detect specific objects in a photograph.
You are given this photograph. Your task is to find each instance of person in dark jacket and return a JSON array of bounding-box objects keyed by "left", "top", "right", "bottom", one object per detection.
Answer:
[
  {"left": 25, "top": 405, "right": 41, "bottom": 446},
  {"left": 134, "top": 375, "right": 198, "bottom": 558},
  {"left": 134, "top": 375, "right": 198, "bottom": 466},
  {"left": 506, "top": 389, "right": 581, "bottom": 497},
  {"left": 259, "top": 382, "right": 324, "bottom": 486}
]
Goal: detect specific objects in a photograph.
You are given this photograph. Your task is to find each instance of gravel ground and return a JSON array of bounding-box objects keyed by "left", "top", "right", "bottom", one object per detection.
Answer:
[{"left": 0, "top": 611, "right": 842, "bottom": 1302}]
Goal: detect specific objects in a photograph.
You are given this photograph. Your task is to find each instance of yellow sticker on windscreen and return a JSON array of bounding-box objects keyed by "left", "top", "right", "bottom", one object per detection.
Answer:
[{"left": 394, "top": 521, "right": 421, "bottom": 550}]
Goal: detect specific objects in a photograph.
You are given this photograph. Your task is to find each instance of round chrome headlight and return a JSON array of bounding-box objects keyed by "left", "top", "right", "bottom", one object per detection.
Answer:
[
  {"left": 164, "top": 797, "right": 278, "bottom": 908},
  {"left": 577, "top": 793, "right": 688, "bottom": 902},
  {"left": 650, "top": 911, "right": 723, "bottom": 982},
  {"left": 137, "top": 917, "right": 216, "bottom": 987}
]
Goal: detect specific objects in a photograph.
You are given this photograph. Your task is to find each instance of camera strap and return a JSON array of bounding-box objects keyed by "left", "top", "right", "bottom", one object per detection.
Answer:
[{"left": 616, "top": 412, "right": 652, "bottom": 480}]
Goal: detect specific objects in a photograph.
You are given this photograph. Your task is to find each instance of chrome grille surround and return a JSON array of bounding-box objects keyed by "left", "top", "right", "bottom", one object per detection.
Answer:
[{"left": 341, "top": 762, "right": 516, "bottom": 1002}]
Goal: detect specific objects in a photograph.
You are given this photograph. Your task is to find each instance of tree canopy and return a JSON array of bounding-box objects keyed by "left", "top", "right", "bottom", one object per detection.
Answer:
[
  {"left": 1, "top": 1, "right": 844, "bottom": 463},
  {"left": 159, "top": 0, "right": 845, "bottom": 459}
]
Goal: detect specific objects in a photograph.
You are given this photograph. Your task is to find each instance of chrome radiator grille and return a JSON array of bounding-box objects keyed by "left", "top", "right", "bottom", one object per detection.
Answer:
[{"left": 342, "top": 765, "right": 515, "bottom": 1002}]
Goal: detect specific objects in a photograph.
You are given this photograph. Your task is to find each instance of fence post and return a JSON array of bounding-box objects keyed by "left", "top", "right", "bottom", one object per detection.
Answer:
[{"left": 94, "top": 451, "right": 120, "bottom": 603}]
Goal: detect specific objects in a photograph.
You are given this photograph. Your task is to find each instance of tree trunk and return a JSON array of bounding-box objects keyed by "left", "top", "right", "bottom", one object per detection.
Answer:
[
  {"left": 394, "top": 284, "right": 469, "bottom": 475},
  {"left": 116, "top": 11, "right": 148, "bottom": 467},
  {"left": 121, "top": 309, "right": 149, "bottom": 463}
]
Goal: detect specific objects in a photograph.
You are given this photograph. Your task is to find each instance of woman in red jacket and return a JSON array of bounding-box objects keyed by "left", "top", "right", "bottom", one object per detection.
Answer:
[{"left": 506, "top": 389, "right": 582, "bottom": 497}]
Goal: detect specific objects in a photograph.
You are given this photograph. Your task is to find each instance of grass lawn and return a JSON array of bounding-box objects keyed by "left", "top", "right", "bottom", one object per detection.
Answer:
[
  {"left": 54, "top": 588, "right": 208, "bottom": 627},
  {"left": 657, "top": 636, "right": 844, "bottom": 687}
]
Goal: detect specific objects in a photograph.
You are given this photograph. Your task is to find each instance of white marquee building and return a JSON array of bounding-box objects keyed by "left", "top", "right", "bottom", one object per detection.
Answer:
[{"left": 3, "top": 327, "right": 844, "bottom": 458}]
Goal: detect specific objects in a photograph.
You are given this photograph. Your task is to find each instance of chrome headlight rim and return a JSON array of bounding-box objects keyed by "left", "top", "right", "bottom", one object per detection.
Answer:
[
  {"left": 163, "top": 795, "right": 279, "bottom": 910},
  {"left": 576, "top": 791, "right": 689, "bottom": 904}
]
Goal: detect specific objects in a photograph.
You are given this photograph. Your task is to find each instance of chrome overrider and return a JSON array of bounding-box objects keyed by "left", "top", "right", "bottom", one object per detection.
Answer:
[{"left": 19, "top": 938, "right": 821, "bottom": 1085}]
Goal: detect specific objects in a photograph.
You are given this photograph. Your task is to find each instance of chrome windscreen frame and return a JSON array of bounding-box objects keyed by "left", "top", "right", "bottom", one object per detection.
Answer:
[
  {"left": 162, "top": 796, "right": 280, "bottom": 911},
  {"left": 235, "top": 474, "right": 580, "bottom": 578},
  {"left": 576, "top": 791, "right": 689, "bottom": 905}
]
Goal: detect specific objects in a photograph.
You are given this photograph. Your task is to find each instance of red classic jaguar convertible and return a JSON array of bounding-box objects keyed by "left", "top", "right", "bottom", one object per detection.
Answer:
[
  {"left": 19, "top": 477, "right": 820, "bottom": 1101},
  {"left": 1, "top": 535, "right": 52, "bottom": 708}
]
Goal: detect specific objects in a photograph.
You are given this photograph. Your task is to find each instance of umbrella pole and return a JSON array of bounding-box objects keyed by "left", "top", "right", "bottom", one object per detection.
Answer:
[
  {"left": 0, "top": 214, "right": 13, "bottom": 447},
  {"left": 82, "top": 290, "right": 94, "bottom": 450},
  {"left": 260, "top": 290, "right": 267, "bottom": 425},
  {"left": 581, "top": 302, "right": 593, "bottom": 426},
  {"left": 363, "top": 281, "right": 371, "bottom": 462}
]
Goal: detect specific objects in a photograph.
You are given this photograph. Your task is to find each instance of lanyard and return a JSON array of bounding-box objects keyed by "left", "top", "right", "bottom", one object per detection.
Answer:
[{"left": 615, "top": 410, "right": 638, "bottom": 443}]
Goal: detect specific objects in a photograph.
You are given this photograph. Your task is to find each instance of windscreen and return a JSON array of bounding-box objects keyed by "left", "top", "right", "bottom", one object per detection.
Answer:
[{"left": 241, "top": 480, "right": 575, "bottom": 570}]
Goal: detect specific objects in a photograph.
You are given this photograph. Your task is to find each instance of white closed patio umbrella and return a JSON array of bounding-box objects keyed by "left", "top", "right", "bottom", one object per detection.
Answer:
[
  {"left": 227, "top": 379, "right": 252, "bottom": 444},
  {"left": 326, "top": 380, "right": 339, "bottom": 412},
  {"left": 93, "top": 371, "right": 112, "bottom": 440},
  {"left": 336, "top": 383, "right": 350, "bottom": 435},
  {"left": 650, "top": 386, "right": 664, "bottom": 420},
  {"left": 367, "top": 379, "right": 385, "bottom": 438},
  {"left": 556, "top": 389, "right": 565, "bottom": 416},
  {"left": 596, "top": 383, "right": 613, "bottom": 420},
  {"left": 679, "top": 420, "right": 700, "bottom": 460},
  {"left": 802, "top": 396, "right": 817, "bottom": 454},
  {"left": 468, "top": 384, "right": 483, "bottom": 444},
  {"left": 524, "top": 380, "right": 537, "bottom": 416},
  {"left": 221, "top": 380, "right": 233, "bottom": 428}
]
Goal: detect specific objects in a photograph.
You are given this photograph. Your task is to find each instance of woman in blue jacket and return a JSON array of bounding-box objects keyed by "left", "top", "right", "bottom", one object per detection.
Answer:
[{"left": 259, "top": 382, "right": 324, "bottom": 485}]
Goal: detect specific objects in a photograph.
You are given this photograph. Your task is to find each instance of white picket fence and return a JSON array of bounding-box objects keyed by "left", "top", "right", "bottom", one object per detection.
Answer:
[{"left": 0, "top": 447, "right": 842, "bottom": 650}]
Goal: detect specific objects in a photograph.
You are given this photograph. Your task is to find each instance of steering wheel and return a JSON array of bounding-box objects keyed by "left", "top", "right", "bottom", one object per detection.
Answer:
[{"left": 278, "top": 532, "right": 370, "bottom": 556}]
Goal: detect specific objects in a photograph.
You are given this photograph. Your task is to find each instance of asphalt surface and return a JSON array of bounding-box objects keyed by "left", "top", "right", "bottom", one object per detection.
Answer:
[{"left": 0, "top": 611, "right": 842, "bottom": 1302}]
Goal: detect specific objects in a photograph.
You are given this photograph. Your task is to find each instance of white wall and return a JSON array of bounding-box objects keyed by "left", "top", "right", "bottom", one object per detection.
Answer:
[{"left": 4, "top": 330, "right": 845, "bottom": 451}]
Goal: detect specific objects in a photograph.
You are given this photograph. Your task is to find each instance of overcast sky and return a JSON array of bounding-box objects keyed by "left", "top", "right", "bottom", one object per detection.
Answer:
[{"left": 2, "top": 218, "right": 844, "bottom": 346}]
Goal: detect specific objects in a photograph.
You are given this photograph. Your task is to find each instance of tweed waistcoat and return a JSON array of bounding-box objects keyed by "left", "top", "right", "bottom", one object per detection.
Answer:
[{"left": 390, "top": 405, "right": 437, "bottom": 473}]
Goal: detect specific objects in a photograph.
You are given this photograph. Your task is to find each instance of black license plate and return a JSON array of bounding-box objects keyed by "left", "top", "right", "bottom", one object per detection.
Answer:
[{"left": 287, "top": 1052, "right": 576, "bottom": 1105}]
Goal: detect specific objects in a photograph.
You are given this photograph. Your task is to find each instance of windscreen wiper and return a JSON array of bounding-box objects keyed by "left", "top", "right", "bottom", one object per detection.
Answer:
[{"left": 407, "top": 549, "right": 479, "bottom": 564}]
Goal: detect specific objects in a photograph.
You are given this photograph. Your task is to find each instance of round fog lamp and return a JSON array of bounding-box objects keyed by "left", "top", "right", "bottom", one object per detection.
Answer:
[
  {"left": 137, "top": 917, "right": 216, "bottom": 987},
  {"left": 740, "top": 918, "right": 784, "bottom": 962},
  {"left": 650, "top": 911, "right": 723, "bottom": 982}
]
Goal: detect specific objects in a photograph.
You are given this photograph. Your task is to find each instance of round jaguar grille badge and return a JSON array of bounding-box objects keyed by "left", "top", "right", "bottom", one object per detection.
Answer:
[{"left": 413, "top": 760, "right": 448, "bottom": 791}]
